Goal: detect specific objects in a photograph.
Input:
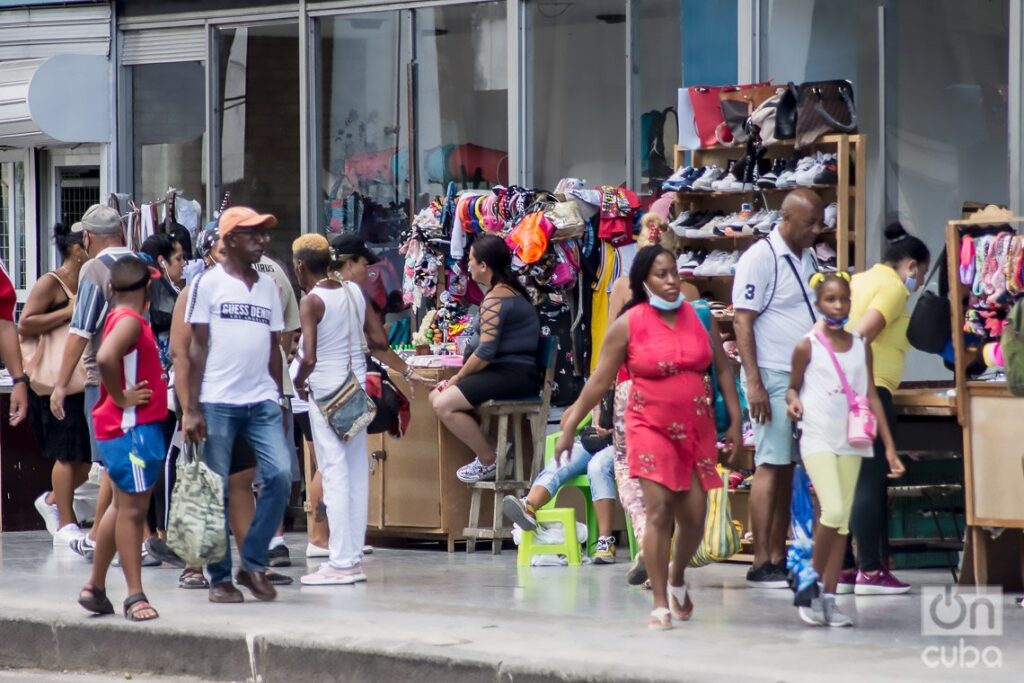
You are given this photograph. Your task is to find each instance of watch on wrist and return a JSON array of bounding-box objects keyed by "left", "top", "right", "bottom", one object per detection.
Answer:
[
  {"left": 11, "top": 375, "right": 28, "bottom": 386},
  {"left": 278, "top": 396, "right": 291, "bottom": 410}
]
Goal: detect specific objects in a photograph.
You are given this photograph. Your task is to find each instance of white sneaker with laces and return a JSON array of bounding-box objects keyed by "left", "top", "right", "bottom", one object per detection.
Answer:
[
  {"left": 53, "top": 523, "right": 85, "bottom": 547},
  {"left": 456, "top": 458, "right": 496, "bottom": 484},
  {"left": 691, "top": 166, "right": 721, "bottom": 192},
  {"left": 34, "top": 492, "right": 60, "bottom": 536},
  {"left": 824, "top": 202, "right": 838, "bottom": 229}
]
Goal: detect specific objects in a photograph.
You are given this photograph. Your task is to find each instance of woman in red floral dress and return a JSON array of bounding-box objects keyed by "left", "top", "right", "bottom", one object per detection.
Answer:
[{"left": 556, "top": 245, "right": 741, "bottom": 630}]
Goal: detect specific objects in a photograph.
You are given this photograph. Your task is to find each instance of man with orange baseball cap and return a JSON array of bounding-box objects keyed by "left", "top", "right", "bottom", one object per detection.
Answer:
[{"left": 182, "top": 206, "right": 291, "bottom": 604}]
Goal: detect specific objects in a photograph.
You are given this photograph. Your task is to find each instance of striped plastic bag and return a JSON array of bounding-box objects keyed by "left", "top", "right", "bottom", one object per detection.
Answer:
[{"left": 690, "top": 466, "right": 742, "bottom": 567}]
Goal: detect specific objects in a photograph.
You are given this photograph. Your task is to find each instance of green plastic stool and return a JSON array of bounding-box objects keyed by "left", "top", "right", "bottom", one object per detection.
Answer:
[{"left": 517, "top": 507, "right": 583, "bottom": 567}]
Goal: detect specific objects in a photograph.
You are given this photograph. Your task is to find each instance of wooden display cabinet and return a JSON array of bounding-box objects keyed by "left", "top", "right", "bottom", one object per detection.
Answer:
[
  {"left": 365, "top": 366, "right": 492, "bottom": 551},
  {"left": 945, "top": 216, "right": 1024, "bottom": 588}
]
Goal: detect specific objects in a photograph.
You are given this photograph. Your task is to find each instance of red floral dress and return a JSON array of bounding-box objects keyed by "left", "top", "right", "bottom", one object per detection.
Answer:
[{"left": 624, "top": 302, "right": 721, "bottom": 492}]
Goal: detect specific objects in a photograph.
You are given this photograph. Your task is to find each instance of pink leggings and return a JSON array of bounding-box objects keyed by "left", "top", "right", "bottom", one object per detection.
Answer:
[{"left": 612, "top": 380, "right": 646, "bottom": 542}]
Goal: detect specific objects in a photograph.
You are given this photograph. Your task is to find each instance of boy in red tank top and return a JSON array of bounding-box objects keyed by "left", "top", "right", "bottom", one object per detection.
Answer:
[{"left": 78, "top": 256, "right": 167, "bottom": 622}]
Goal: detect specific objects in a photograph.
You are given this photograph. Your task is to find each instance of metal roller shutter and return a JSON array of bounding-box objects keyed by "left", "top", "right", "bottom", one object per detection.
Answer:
[
  {"left": 121, "top": 27, "right": 207, "bottom": 65},
  {"left": 0, "top": 4, "right": 111, "bottom": 60}
]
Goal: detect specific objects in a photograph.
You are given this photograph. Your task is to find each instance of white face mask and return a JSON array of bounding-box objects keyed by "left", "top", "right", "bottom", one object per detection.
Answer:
[{"left": 644, "top": 283, "right": 684, "bottom": 311}]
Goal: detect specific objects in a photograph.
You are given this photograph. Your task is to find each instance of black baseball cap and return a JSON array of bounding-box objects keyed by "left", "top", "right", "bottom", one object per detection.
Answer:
[{"left": 330, "top": 233, "right": 379, "bottom": 265}]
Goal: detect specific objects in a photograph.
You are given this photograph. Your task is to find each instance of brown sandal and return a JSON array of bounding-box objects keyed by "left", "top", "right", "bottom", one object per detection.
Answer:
[{"left": 124, "top": 593, "right": 159, "bottom": 622}]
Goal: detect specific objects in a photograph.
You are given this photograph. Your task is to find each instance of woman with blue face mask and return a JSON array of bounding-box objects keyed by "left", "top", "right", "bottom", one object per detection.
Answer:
[
  {"left": 556, "top": 245, "right": 742, "bottom": 631},
  {"left": 840, "top": 221, "right": 930, "bottom": 597}
]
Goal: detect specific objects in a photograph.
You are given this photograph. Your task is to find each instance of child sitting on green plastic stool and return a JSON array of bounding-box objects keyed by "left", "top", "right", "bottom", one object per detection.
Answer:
[{"left": 502, "top": 416, "right": 618, "bottom": 563}]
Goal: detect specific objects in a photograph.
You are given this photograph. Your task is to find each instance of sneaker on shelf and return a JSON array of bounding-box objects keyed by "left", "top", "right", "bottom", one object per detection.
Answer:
[
  {"left": 669, "top": 211, "right": 693, "bottom": 234},
  {"left": 661, "top": 166, "right": 692, "bottom": 191},
  {"left": 69, "top": 535, "right": 95, "bottom": 562},
  {"left": 709, "top": 160, "right": 737, "bottom": 191},
  {"left": 793, "top": 153, "right": 825, "bottom": 186},
  {"left": 306, "top": 543, "right": 330, "bottom": 558},
  {"left": 757, "top": 158, "right": 786, "bottom": 189},
  {"left": 854, "top": 567, "right": 911, "bottom": 595},
  {"left": 268, "top": 543, "right": 292, "bottom": 568},
  {"left": 690, "top": 165, "right": 722, "bottom": 192},
  {"left": 594, "top": 536, "right": 617, "bottom": 564},
  {"left": 727, "top": 204, "right": 755, "bottom": 228},
  {"left": 677, "top": 251, "right": 701, "bottom": 274},
  {"left": 34, "top": 492, "right": 60, "bottom": 536},
  {"left": 689, "top": 214, "right": 726, "bottom": 238},
  {"left": 813, "top": 155, "right": 839, "bottom": 185},
  {"left": 823, "top": 595, "right": 855, "bottom": 627},
  {"left": 717, "top": 251, "right": 741, "bottom": 276},
  {"left": 501, "top": 495, "right": 537, "bottom": 531},
  {"left": 711, "top": 214, "right": 739, "bottom": 236},
  {"left": 814, "top": 241, "right": 838, "bottom": 267},
  {"left": 752, "top": 210, "right": 780, "bottom": 235},
  {"left": 694, "top": 250, "right": 727, "bottom": 277},
  {"left": 53, "top": 523, "right": 85, "bottom": 547},
  {"left": 746, "top": 562, "right": 789, "bottom": 589},
  {"left": 742, "top": 209, "right": 768, "bottom": 228},
  {"left": 456, "top": 458, "right": 497, "bottom": 484},
  {"left": 774, "top": 155, "right": 798, "bottom": 187},
  {"left": 823, "top": 201, "right": 838, "bottom": 230},
  {"left": 679, "top": 166, "right": 704, "bottom": 190},
  {"left": 836, "top": 567, "right": 858, "bottom": 595}
]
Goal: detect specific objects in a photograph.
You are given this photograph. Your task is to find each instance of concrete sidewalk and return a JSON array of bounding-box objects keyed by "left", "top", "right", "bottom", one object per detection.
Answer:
[{"left": 0, "top": 531, "right": 1020, "bottom": 682}]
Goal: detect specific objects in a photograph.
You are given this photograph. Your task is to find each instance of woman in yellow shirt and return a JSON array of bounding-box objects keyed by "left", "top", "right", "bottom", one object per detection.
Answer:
[{"left": 841, "top": 222, "right": 929, "bottom": 595}]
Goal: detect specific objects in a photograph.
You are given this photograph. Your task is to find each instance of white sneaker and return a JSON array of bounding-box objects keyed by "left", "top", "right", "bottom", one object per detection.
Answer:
[
  {"left": 777, "top": 157, "right": 813, "bottom": 188},
  {"left": 691, "top": 166, "right": 721, "bottom": 192},
  {"left": 792, "top": 154, "right": 824, "bottom": 186},
  {"left": 306, "top": 543, "right": 330, "bottom": 558},
  {"left": 53, "top": 523, "right": 85, "bottom": 547},
  {"left": 301, "top": 563, "right": 367, "bottom": 586},
  {"left": 824, "top": 202, "right": 838, "bottom": 230},
  {"left": 35, "top": 492, "right": 60, "bottom": 536},
  {"left": 362, "top": 545, "right": 374, "bottom": 555},
  {"left": 694, "top": 250, "right": 727, "bottom": 277},
  {"left": 714, "top": 251, "right": 740, "bottom": 276}
]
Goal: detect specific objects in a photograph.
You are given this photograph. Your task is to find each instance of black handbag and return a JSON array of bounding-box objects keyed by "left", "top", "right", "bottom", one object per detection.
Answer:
[
  {"left": 907, "top": 258, "right": 951, "bottom": 354},
  {"left": 794, "top": 79, "right": 857, "bottom": 149},
  {"left": 774, "top": 83, "right": 798, "bottom": 140},
  {"left": 365, "top": 356, "right": 410, "bottom": 437}
]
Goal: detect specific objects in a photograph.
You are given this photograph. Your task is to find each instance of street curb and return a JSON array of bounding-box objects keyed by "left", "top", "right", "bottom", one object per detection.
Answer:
[{"left": 0, "top": 612, "right": 703, "bottom": 683}]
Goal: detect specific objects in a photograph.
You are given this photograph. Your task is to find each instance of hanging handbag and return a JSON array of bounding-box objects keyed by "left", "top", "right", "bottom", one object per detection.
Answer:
[
  {"left": 544, "top": 200, "right": 585, "bottom": 242},
  {"left": 747, "top": 87, "right": 788, "bottom": 146},
  {"left": 688, "top": 82, "right": 771, "bottom": 148},
  {"left": 311, "top": 285, "right": 378, "bottom": 442},
  {"left": 20, "top": 273, "right": 86, "bottom": 396},
  {"left": 814, "top": 330, "right": 877, "bottom": 448},
  {"left": 365, "top": 356, "right": 410, "bottom": 438},
  {"left": 716, "top": 84, "right": 778, "bottom": 146},
  {"left": 689, "top": 466, "right": 742, "bottom": 567},
  {"left": 166, "top": 442, "right": 227, "bottom": 565},
  {"left": 794, "top": 79, "right": 858, "bottom": 150},
  {"left": 774, "top": 83, "right": 798, "bottom": 141},
  {"left": 907, "top": 262, "right": 952, "bottom": 354}
]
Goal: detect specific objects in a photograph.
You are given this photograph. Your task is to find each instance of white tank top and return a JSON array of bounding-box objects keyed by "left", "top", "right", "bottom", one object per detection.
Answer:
[
  {"left": 798, "top": 331, "right": 873, "bottom": 458},
  {"left": 306, "top": 282, "right": 367, "bottom": 395}
]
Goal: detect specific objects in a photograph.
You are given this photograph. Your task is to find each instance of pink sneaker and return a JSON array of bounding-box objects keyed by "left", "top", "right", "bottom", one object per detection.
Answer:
[
  {"left": 836, "top": 568, "right": 858, "bottom": 595},
  {"left": 854, "top": 567, "right": 911, "bottom": 596},
  {"left": 300, "top": 563, "right": 367, "bottom": 586}
]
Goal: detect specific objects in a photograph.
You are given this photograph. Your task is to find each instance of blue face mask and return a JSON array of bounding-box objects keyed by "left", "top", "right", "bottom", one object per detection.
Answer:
[
  {"left": 823, "top": 314, "right": 849, "bottom": 329},
  {"left": 644, "top": 284, "right": 684, "bottom": 311},
  {"left": 904, "top": 274, "right": 918, "bottom": 293}
]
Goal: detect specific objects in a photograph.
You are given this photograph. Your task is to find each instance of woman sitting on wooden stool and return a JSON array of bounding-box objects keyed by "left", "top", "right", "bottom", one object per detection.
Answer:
[{"left": 429, "top": 234, "right": 542, "bottom": 484}]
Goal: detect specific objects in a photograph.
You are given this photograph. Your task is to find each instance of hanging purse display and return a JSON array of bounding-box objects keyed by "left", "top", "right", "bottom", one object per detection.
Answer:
[
  {"left": 794, "top": 79, "right": 858, "bottom": 150},
  {"left": 747, "top": 88, "right": 787, "bottom": 146},
  {"left": 774, "top": 83, "right": 799, "bottom": 141},
  {"left": 543, "top": 200, "right": 585, "bottom": 242},
  {"left": 687, "top": 82, "right": 770, "bottom": 148},
  {"left": 716, "top": 83, "right": 778, "bottom": 146},
  {"left": 311, "top": 285, "right": 377, "bottom": 442}
]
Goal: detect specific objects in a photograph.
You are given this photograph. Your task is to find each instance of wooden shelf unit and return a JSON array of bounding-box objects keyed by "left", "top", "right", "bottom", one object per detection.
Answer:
[{"left": 673, "top": 134, "right": 866, "bottom": 276}]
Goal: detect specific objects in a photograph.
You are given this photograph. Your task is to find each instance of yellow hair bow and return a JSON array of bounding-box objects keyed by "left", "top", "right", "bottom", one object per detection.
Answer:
[{"left": 809, "top": 271, "right": 851, "bottom": 289}]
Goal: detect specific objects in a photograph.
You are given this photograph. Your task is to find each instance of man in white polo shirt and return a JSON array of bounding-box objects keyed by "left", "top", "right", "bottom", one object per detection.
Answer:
[
  {"left": 733, "top": 188, "right": 823, "bottom": 589},
  {"left": 183, "top": 206, "right": 290, "bottom": 604}
]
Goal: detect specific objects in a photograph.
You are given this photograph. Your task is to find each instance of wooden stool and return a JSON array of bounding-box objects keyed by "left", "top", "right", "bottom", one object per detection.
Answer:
[{"left": 464, "top": 338, "right": 557, "bottom": 554}]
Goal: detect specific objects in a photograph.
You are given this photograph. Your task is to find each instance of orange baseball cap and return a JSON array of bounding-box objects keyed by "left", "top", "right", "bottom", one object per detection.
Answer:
[{"left": 218, "top": 206, "right": 278, "bottom": 235}]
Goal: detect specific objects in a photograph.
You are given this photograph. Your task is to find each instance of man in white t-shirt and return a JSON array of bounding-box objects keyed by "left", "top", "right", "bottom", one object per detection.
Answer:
[
  {"left": 183, "top": 206, "right": 289, "bottom": 604},
  {"left": 732, "top": 188, "right": 823, "bottom": 589}
]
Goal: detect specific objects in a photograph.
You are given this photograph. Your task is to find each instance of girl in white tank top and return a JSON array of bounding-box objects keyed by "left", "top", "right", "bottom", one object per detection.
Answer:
[
  {"left": 306, "top": 281, "right": 366, "bottom": 396},
  {"left": 785, "top": 273, "right": 900, "bottom": 628}
]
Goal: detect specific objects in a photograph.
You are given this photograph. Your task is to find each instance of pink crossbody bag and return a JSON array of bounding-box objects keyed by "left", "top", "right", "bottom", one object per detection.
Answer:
[{"left": 813, "top": 330, "right": 877, "bottom": 448}]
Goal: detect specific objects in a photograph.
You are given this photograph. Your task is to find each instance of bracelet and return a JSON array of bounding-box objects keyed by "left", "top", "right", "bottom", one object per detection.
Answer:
[{"left": 11, "top": 375, "right": 28, "bottom": 386}]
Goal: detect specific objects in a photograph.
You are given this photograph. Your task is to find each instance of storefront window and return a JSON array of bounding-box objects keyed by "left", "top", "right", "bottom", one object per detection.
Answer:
[
  {"left": 0, "top": 160, "right": 28, "bottom": 292},
  {"left": 216, "top": 24, "right": 300, "bottom": 263},
  {"left": 528, "top": 0, "right": 627, "bottom": 191},
  {"left": 318, "top": 12, "right": 411, "bottom": 245},
  {"left": 131, "top": 61, "right": 206, "bottom": 210},
  {"left": 637, "top": 0, "right": 682, "bottom": 189}
]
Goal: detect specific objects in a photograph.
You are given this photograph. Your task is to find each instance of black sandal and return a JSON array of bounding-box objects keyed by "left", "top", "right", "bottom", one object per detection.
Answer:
[
  {"left": 78, "top": 584, "right": 114, "bottom": 615},
  {"left": 178, "top": 568, "right": 209, "bottom": 590},
  {"left": 123, "top": 593, "right": 159, "bottom": 622},
  {"left": 266, "top": 570, "right": 294, "bottom": 586}
]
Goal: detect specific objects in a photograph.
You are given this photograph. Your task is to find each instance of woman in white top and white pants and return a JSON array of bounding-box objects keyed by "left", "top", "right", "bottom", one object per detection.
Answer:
[{"left": 292, "top": 235, "right": 370, "bottom": 585}]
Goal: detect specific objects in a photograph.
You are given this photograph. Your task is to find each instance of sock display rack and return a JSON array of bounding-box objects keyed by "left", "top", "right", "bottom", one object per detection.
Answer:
[{"left": 670, "top": 134, "right": 866, "bottom": 563}]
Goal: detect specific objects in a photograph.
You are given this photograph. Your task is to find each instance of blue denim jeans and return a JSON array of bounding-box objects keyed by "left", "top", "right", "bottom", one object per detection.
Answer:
[
  {"left": 201, "top": 400, "right": 291, "bottom": 586},
  {"left": 534, "top": 441, "right": 617, "bottom": 501}
]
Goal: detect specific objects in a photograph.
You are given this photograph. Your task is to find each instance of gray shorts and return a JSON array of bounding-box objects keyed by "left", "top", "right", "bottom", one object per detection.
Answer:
[
  {"left": 741, "top": 367, "right": 798, "bottom": 467},
  {"left": 83, "top": 384, "right": 103, "bottom": 464}
]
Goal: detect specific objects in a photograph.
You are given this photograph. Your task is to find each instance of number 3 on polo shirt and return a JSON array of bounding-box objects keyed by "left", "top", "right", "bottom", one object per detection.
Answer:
[{"left": 744, "top": 284, "right": 756, "bottom": 301}]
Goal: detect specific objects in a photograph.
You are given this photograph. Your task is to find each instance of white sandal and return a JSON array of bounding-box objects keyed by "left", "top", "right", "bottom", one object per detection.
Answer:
[
  {"left": 668, "top": 582, "right": 693, "bottom": 621},
  {"left": 648, "top": 606, "right": 672, "bottom": 631}
]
